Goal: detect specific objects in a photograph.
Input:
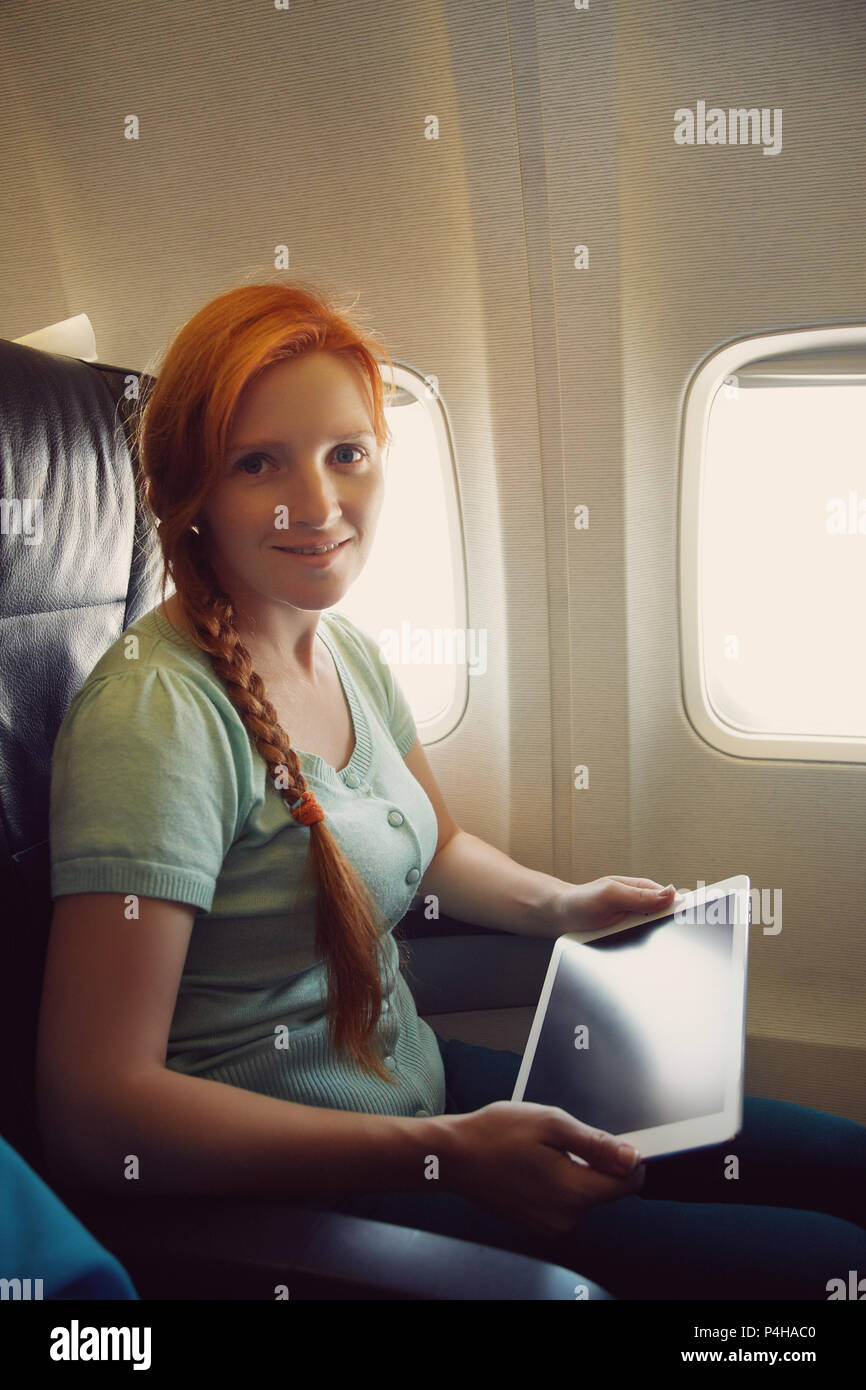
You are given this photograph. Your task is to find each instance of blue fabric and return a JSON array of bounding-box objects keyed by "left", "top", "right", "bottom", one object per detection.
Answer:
[
  {"left": 0, "top": 1133, "right": 138, "bottom": 1300},
  {"left": 315, "top": 1033, "right": 866, "bottom": 1300}
]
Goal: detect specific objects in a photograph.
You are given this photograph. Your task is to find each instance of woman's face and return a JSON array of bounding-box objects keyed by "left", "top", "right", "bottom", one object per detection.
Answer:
[{"left": 197, "top": 350, "right": 385, "bottom": 631}]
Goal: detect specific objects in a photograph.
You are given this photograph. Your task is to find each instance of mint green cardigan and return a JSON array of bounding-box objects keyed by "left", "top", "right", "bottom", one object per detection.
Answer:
[{"left": 49, "top": 604, "right": 446, "bottom": 1119}]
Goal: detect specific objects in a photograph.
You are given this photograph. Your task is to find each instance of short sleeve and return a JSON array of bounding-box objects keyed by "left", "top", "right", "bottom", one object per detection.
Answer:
[
  {"left": 381, "top": 659, "right": 419, "bottom": 757},
  {"left": 49, "top": 667, "right": 244, "bottom": 912},
  {"left": 330, "top": 614, "right": 419, "bottom": 757}
]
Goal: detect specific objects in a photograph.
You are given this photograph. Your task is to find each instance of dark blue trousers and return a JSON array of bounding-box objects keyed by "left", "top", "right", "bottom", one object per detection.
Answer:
[{"left": 320, "top": 1033, "right": 866, "bottom": 1300}]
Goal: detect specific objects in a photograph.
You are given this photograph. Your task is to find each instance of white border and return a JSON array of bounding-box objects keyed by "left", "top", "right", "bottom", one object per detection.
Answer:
[
  {"left": 511, "top": 875, "right": 751, "bottom": 1159},
  {"left": 680, "top": 324, "right": 866, "bottom": 764}
]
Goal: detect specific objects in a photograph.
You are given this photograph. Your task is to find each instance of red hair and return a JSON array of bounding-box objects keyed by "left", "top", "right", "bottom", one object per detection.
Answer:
[{"left": 131, "top": 278, "right": 403, "bottom": 1085}]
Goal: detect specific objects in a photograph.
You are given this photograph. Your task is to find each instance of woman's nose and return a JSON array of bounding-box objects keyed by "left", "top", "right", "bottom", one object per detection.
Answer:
[{"left": 284, "top": 465, "right": 342, "bottom": 526}]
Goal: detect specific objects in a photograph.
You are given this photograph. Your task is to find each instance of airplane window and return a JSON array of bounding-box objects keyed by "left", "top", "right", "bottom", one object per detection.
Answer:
[
  {"left": 333, "top": 364, "right": 467, "bottom": 741},
  {"left": 682, "top": 331, "right": 866, "bottom": 763}
]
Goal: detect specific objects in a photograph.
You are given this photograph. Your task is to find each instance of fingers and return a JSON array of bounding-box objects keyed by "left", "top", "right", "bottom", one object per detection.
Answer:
[
  {"left": 562, "top": 1123, "right": 643, "bottom": 1176},
  {"left": 606, "top": 877, "right": 680, "bottom": 899},
  {"left": 605, "top": 876, "right": 669, "bottom": 889},
  {"left": 604, "top": 877, "right": 676, "bottom": 903},
  {"left": 570, "top": 1154, "right": 646, "bottom": 1203}
]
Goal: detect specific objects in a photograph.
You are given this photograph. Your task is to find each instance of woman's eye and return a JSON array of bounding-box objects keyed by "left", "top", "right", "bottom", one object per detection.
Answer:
[
  {"left": 237, "top": 454, "right": 269, "bottom": 475},
  {"left": 333, "top": 444, "right": 366, "bottom": 466}
]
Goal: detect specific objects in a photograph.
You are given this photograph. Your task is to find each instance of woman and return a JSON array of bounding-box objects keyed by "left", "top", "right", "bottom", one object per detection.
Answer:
[{"left": 39, "top": 280, "right": 866, "bottom": 1300}]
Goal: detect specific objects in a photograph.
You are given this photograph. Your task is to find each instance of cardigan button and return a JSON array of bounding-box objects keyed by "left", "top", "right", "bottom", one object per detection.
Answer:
[
  {"left": 405, "top": 867, "right": 420, "bottom": 884},
  {"left": 388, "top": 809, "right": 404, "bottom": 826},
  {"left": 345, "top": 771, "right": 360, "bottom": 788}
]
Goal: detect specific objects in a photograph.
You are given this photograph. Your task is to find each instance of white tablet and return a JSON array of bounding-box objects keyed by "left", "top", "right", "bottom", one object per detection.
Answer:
[{"left": 511, "top": 875, "right": 750, "bottom": 1160}]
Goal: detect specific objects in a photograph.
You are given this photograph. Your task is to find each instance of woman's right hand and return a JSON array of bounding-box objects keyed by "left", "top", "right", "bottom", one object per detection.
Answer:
[{"left": 441, "top": 1100, "right": 646, "bottom": 1236}]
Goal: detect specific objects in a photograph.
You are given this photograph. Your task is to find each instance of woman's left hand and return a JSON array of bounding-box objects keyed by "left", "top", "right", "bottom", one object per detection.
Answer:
[{"left": 551, "top": 876, "right": 678, "bottom": 935}]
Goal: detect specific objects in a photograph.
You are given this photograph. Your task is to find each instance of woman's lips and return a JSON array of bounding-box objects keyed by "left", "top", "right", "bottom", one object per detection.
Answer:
[{"left": 274, "top": 537, "right": 352, "bottom": 565}]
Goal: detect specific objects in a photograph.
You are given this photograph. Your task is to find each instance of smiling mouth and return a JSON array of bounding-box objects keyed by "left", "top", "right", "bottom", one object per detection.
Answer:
[{"left": 275, "top": 538, "right": 352, "bottom": 555}]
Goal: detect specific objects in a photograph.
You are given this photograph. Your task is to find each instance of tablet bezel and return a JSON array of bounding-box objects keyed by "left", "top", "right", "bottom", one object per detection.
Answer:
[{"left": 510, "top": 874, "right": 751, "bottom": 1160}]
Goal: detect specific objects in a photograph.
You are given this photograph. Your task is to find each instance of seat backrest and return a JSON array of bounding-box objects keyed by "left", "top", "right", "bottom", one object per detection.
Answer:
[{"left": 0, "top": 340, "right": 163, "bottom": 1170}]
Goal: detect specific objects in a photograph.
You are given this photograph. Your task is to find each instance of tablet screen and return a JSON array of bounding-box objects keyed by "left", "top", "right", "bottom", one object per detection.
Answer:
[{"left": 521, "top": 894, "right": 738, "bottom": 1134}]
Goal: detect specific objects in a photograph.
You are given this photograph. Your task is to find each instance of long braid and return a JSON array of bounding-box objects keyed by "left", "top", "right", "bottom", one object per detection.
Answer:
[{"left": 173, "top": 539, "right": 399, "bottom": 1085}]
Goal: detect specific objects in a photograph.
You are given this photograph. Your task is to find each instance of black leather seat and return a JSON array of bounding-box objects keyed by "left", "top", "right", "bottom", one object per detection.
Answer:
[{"left": 0, "top": 337, "right": 614, "bottom": 1299}]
